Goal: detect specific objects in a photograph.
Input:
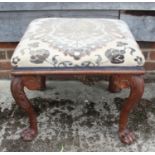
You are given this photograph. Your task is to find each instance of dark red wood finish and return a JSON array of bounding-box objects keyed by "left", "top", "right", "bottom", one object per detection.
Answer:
[{"left": 11, "top": 70, "right": 144, "bottom": 144}]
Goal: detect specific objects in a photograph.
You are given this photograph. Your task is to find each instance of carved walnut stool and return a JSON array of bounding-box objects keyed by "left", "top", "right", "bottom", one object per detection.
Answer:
[{"left": 10, "top": 18, "right": 145, "bottom": 144}]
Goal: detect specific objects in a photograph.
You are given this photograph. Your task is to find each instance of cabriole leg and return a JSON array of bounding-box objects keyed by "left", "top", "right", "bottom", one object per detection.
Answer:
[
  {"left": 11, "top": 75, "right": 43, "bottom": 141},
  {"left": 114, "top": 75, "right": 144, "bottom": 144}
]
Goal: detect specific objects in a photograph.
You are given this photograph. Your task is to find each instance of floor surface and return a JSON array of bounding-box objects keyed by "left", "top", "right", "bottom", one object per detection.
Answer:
[{"left": 0, "top": 80, "right": 155, "bottom": 151}]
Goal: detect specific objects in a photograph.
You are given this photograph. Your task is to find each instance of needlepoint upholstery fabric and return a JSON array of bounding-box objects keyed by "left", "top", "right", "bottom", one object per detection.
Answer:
[{"left": 11, "top": 18, "right": 145, "bottom": 70}]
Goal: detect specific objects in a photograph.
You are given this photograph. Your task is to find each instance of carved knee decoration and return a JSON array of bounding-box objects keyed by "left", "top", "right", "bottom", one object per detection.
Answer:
[
  {"left": 109, "top": 75, "right": 130, "bottom": 93},
  {"left": 22, "top": 75, "right": 46, "bottom": 90}
]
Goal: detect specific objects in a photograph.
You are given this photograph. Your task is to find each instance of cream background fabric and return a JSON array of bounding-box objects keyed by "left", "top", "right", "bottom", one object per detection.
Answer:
[{"left": 11, "top": 18, "right": 145, "bottom": 68}]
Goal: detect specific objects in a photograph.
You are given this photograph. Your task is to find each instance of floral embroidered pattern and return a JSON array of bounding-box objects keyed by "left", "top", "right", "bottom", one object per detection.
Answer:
[
  {"left": 30, "top": 49, "right": 50, "bottom": 64},
  {"left": 27, "top": 19, "right": 127, "bottom": 60},
  {"left": 11, "top": 18, "right": 145, "bottom": 68},
  {"left": 105, "top": 49, "right": 125, "bottom": 64}
]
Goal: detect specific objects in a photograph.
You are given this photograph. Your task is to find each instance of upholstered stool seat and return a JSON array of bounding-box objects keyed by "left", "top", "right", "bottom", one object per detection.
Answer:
[
  {"left": 10, "top": 18, "right": 145, "bottom": 144},
  {"left": 11, "top": 18, "right": 145, "bottom": 71}
]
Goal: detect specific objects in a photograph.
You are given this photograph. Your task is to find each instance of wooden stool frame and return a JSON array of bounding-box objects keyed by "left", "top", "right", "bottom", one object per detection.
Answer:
[{"left": 11, "top": 69, "right": 144, "bottom": 144}]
